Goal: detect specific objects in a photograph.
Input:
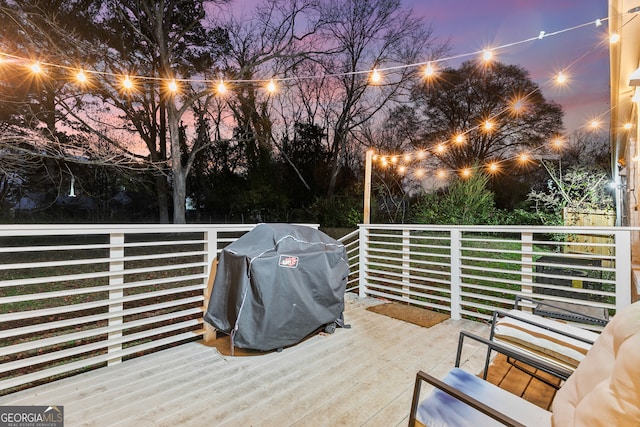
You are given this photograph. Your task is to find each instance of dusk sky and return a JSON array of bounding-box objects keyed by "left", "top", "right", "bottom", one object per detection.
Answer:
[
  {"left": 228, "top": 0, "right": 611, "bottom": 135},
  {"left": 404, "top": 0, "right": 610, "bottom": 135}
]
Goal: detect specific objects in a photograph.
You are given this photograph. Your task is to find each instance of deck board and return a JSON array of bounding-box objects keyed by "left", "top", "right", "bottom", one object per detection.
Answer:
[{"left": 0, "top": 295, "right": 503, "bottom": 426}]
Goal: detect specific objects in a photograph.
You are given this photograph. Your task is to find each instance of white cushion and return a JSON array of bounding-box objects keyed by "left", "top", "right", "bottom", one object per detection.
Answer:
[{"left": 494, "top": 310, "right": 599, "bottom": 368}]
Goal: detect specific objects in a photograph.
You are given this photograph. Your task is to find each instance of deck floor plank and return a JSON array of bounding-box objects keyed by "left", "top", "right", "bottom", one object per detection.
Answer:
[{"left": 4, "top": 296, "right": 554, "bottom": 426}]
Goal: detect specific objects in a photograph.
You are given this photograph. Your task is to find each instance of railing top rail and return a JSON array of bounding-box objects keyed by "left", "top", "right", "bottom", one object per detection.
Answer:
[
  {"left": 0, "top": 223, "right": 319, "bottom": 236},
  {"left": 357, "top": 223, "right": 635, "bottom": 233}
]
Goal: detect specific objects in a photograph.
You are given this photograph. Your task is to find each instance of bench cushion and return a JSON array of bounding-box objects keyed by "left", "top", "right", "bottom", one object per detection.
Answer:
[
  {"left": 551, "top": 301, "right": 640, "bottom": 426},
  {"left": 417, "top": 368, "right": 551, "bottom": 427},
  {"left": 494, "top": 310, "right": 599, "bottom": 368}
]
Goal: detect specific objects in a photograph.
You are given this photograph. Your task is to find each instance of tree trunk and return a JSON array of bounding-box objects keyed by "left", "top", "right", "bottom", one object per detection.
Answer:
[
  {"left": 168, "top": 102, "right": 186, "bottom": 224},
  {"left": 154, "top": 174, "right": 170, "bottom": 224}
]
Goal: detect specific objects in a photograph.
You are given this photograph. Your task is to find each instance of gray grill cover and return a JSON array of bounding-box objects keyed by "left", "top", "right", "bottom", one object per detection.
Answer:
[{"left": 204, "top": 224, "right": 349, "bottom": 351}]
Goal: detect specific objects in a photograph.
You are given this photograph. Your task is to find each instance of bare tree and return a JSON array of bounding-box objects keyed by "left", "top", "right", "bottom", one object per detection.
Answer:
[{"left": 305, "top": 0, "right": 447, "bottom": 198}]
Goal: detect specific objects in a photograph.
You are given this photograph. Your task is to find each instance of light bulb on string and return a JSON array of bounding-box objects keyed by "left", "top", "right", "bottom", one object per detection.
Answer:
[
  {"left": 556, "top": 71, "right": 567, "bottom": 85},
  {"left": 266, "top": 78, "right": 277, "bottom": 93},
  {"left": 121, "top": 75, "right": 134, "bottom": 91},
  {"left": 482, "top": 49, "right": 493, "bottom": 62},
  {"left": 398, "top": 165, "right": 407, "bottom": 175},
  {"left": 551, "top": 136, "right": 564, "bottom": 150},
  {"left": 216, "top": 80, "right": 227, "bottom": 95},
  {"left": 487, "top": 162, "right": 500, "bottom": 174},
  {"left": 75, "top": 69, "right": 88, "bottom": 84},
  {"left": 424, "top": 62, "right": 435, "bottom": 78},
  {"left": 624, "top": 122, "right": 633, "bottom": 130},
  {"left": 483, "top": 120, "right": 494, "bottom": 132},
  {"left": 610, "top": 33, "right": 620, "bottom": 43},
  {"left": 414, "top": 168, "right": 425, "bottom": 178},
  {"left": 589, "top": 119, "right": 600, "bottom": 130},
  {"left": 460, "top": 168, "right": 472, "bottom": 178},
  {"left": 167, "top": 78, "right": 179, "bottom": 93},
  {"left": 454, "top": 134, "right": 465, "bottom": 144},
  {"left": 416, "top": 150, "right": 427, "bottom": 160},
  {"left": 436, "top": 169, "right": 447, "bottom": 179},
  {"left": 403, "top": 153, "right": 412, "bottom": 162},
  {"left": 518, "top": 152, "right": 531, "bottom": 164},
  {"left": 370, "top": 69, "right": 382, "bottom": 84},
  {"left": 30, "top": 61, "right": 42, "bottom": 74},
  {"left": 435, "top": 143, "right": 446, "bottom": 154},
  {"left": 391, "top": 155, "right": 398, "bottom": 164}
]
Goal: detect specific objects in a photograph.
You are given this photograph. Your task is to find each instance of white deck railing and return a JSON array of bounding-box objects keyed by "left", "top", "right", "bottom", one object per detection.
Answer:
[
  {"left": 0, "top": 223, "right": 633, "bottom": 394},
  {"left": 354, "top": 224, "right": 632, "bottom": 322},
  {"left": 0, "top": 224, "right": 257, "bottom": 394}
]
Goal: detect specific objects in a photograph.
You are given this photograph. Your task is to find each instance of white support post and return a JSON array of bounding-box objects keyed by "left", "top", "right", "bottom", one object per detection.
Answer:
[
  {"left": 108, "top": 232, "right": 124, "bottom": 365},
  {"left": 614, "top": 230, "right": 632, "bottom": 310},
  {"left": 402, "top": 229, "right": 411, "bottom": 302},
  {"left": 521, "top": 231, "right": 534, "bottom": 298},
  {"left": 203, "top": 230, "right": 218, "bottom": 343},
  {"left": 358, "top": 225, "right": 369, "bottom": 298},
  {"left": 449, "top": 229, "right": 461, "bottom": 320}
]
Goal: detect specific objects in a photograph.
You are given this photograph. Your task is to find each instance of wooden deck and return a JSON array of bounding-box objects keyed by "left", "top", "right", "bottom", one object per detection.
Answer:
[{"left": 0, "top": 296, "right": 543, "bottom": 426}]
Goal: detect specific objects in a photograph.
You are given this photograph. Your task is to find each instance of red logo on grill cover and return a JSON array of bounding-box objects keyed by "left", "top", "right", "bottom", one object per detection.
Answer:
[{"left": 278, "top": 255, "right": 299, "bottom": 268}]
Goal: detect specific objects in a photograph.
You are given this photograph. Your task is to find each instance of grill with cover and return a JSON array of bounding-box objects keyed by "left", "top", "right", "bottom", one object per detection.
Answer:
[{"left": 204, "top": 224, "right": 349, "bottom": 352}]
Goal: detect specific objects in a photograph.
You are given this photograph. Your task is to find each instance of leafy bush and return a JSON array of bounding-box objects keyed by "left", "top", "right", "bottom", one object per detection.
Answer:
[{"left": 411, "top": 172, "right": 499, "bottom": 225}]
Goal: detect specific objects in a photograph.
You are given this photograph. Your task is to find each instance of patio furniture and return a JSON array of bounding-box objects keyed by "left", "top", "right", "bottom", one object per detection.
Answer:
[
  {"left": 408, "top": 300, "right": 640, "bottom": 427},
  {"left": 455, "top": 296, "right": 605, "bottom": 388}
]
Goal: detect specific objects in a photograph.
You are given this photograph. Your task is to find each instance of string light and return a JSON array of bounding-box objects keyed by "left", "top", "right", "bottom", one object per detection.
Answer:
[
  {"left": 556, "top": 71, "right": 567, "bottom": 84},
  {"left": 609, "top": 33, "right": 620, "bottom": 43},
  {"left": 0, "top": 12, "right": 614, "bottom": 105},
  {"left": 551, "top": 136, "right": 564, "bottom": 149},
  {"left": 216, "top": 80, "right": 227, "bottom": 95},
  {"left": 460, "top": 168, "right": 472, "bottom": 178},
  {"left": 121, "top": 75, "right": 134, "bottom": 91},
  {"left": 167, "top": 78, "right": 179, "bottom": 93},
  {"left": 487, "top": 162, "right": 500, "bottom": 173},
  {"left": 1, "top": 9, "right": 620, "bottom": 182},
  {"left": 30, "top": 61, "right": 42, "bottom": 74},
  {"left": 623, "top": 122, "right": 633, "bottom": 130},
  {"left": 370, "top": 69, "right": 382, "bottom": 84},
  {"left": 424, "top": 62, "right": 435, "bottom": 78},
  {"left": 518, "top": 153, "right": 531, "bottom": 163},
  {"left": 266, "top": 78, "right": 277, "bottom": 93},
  {"left": 510, "top": 97, "right": 526, "bottom": 115},
  {"left": 75, "top": 69, "right": 88, "bottom": 84},
  {"left": 589, "top": 119, "right": 600, "bottom": 129}
]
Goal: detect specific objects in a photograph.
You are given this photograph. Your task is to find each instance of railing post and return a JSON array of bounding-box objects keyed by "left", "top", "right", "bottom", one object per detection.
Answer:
[
  {"left": 402, "top": 229, "right": 411, "bottom": 302},
  {"left": 358, "top": 225, "right": 369, "bottom": 298},
  {"left": 203, "top": 230, "right": 218, "bottom": 343},
  {"left": 108, "top": 232, "right": 124, "bottom": 366},
  {"left": 449, "top": 229, "right": 461, "bottom": 320},
  {"left": 521, "top": 231, "right": 534, "bottom": 302},
  {"left": 614, "top": 230, "right": 631, "bottom": 310}
]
